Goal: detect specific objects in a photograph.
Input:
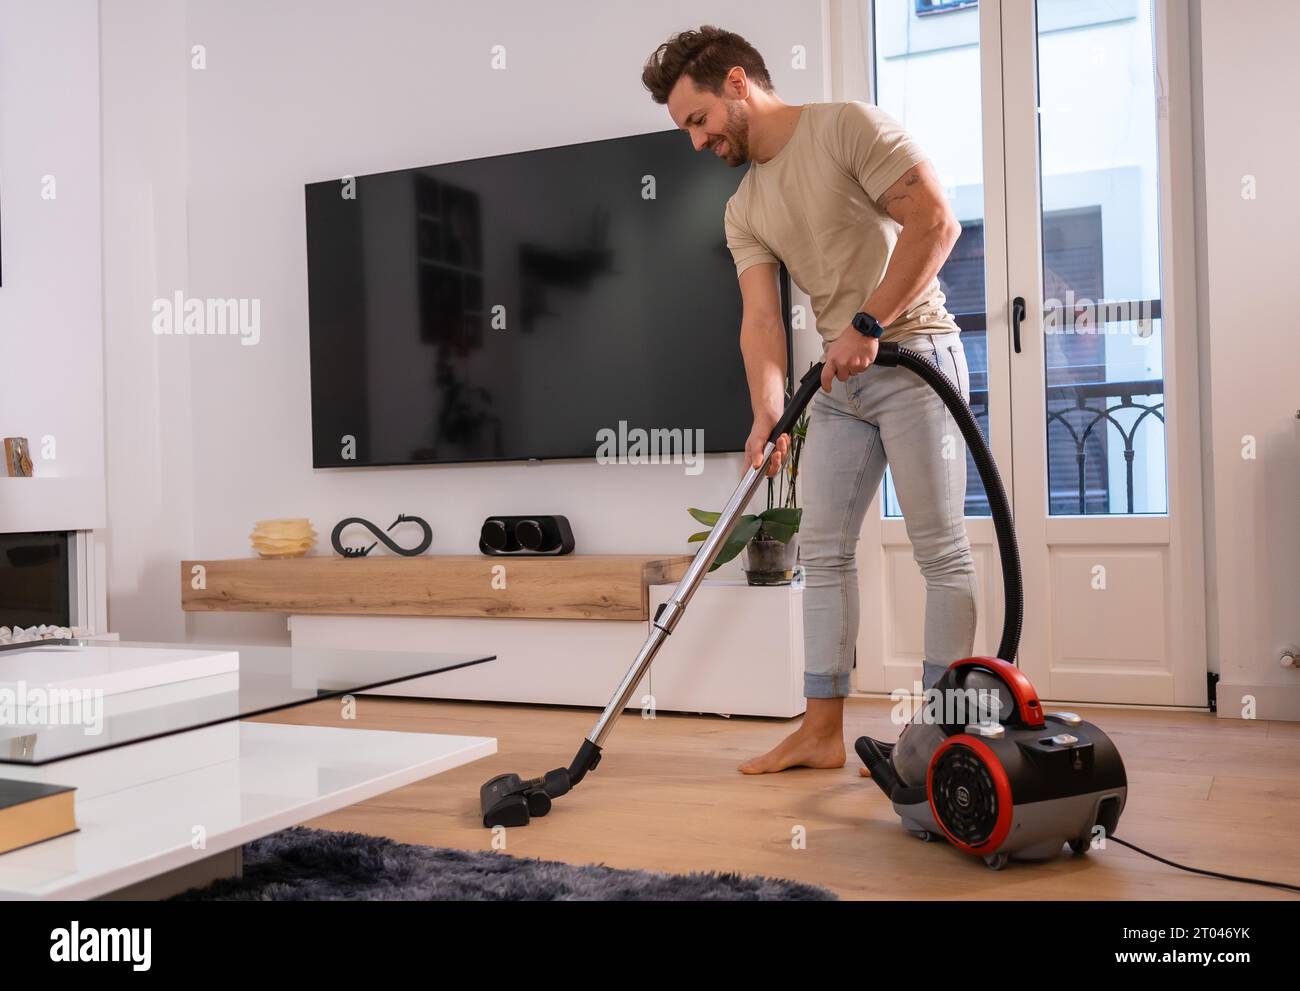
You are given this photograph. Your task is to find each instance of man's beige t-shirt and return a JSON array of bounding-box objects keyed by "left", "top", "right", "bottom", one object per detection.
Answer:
[{"left": 724, "top": 100, "right": 958, "bottom": 344}]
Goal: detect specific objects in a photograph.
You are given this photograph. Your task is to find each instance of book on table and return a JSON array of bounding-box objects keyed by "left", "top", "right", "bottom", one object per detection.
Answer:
[{"left": 0, "top": 779, "right": 77, "bottom": 856}]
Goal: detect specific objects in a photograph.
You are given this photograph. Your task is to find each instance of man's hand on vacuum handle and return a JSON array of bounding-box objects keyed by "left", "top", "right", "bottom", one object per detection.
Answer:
[
  {"left": 820, "top": 333, "right": 880, "bottom": 393},
  {"left": 745, "top": 414, "right": 788, "bottom": 479}
]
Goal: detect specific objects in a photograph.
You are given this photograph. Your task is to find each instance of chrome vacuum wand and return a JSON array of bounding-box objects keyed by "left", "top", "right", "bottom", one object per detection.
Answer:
[{"left": 480, "top": 359, "right": 828, "bottom": 828}]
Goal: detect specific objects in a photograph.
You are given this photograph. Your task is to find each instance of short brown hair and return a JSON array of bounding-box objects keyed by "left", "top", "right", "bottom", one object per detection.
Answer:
[{"left": 641, "top": 25, "right": 773, "bottom": 105}]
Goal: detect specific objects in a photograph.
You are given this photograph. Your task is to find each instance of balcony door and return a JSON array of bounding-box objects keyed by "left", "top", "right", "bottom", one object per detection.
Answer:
[{"left": 850, "top": 0, "right": 1205, "bottom": 704}]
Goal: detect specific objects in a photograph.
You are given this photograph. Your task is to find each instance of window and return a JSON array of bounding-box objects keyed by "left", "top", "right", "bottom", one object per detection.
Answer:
[{"left": 916, "top": 0, "right": 979, "bottom": 15}]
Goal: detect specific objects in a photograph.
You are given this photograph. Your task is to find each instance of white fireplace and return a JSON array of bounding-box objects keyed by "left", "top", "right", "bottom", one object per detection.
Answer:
[{"left": 0, "top": 530, "right": 108, "bottom": 643}]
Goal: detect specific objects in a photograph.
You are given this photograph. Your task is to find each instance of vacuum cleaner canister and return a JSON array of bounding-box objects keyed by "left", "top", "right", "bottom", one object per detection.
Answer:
[{"left": 856, "top": 657, "right": 1128, "bottom": 870}]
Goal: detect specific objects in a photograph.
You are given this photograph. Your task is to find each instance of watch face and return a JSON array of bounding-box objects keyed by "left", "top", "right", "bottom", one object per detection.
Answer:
[{"left": 855, "top": 312, "right": 880, "bottom": 337}]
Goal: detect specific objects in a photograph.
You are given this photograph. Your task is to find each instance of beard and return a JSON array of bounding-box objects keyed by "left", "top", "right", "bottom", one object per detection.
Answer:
[{"left": 710, "top": 102, "right": 750, "bottom": 167}]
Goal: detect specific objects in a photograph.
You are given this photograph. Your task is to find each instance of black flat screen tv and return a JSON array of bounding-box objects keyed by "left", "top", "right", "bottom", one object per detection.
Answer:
[{"left": 305, "top": 129, "right": 788, "bottom": 468}]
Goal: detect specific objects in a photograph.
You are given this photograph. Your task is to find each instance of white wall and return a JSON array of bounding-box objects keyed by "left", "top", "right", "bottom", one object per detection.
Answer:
[
  {"left": 1192, "top": 0, "right": 1300, "bottom": 718},
  {"left": 100, "top": 0, "right": 195, "bottom": 641},
  {"left": 99, "top": 0, "right": 827, "bottom": 642},
  {"left": 0, "top": 0, "right": 105, "bottom": 533}
]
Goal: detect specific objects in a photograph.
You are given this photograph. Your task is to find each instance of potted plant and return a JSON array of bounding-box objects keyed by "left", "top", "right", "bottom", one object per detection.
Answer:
[{"left": 687, "top": 403, "right": 810, "bottom": 586}]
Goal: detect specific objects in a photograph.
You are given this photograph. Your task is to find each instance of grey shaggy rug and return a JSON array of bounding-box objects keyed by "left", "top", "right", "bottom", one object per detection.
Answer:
[{"left": 169, "top": 826, "right": 837, "bottom": 901}]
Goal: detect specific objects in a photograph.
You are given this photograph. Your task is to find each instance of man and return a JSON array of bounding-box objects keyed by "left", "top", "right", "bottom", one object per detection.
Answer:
[{"left": 642, "top": 26, "right": 977, "bottom": 774}]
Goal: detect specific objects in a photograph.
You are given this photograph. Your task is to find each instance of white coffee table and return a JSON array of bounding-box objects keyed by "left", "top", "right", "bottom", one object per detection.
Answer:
[{"left": 0, "top": 640, "right": 496, "bottom": 900}]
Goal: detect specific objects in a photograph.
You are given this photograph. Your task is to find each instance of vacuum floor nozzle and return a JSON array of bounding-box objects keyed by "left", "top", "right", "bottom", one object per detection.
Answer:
[{"left": 480, "top": 767, "right": 572, "bottom": 828}]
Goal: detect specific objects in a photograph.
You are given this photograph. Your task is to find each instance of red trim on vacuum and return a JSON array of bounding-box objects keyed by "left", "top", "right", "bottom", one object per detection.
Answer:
[
  {"left": 950, "top": 656, "right": 1045, "bottom": 729},
  {"left": 928, "top": 734, "right": 1014, "bottom": 855}
]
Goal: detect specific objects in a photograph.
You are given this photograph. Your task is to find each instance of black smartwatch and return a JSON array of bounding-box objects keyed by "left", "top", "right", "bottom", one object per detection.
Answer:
[{"left": 851, "top": 310, "right": 884, "bottom": 339}]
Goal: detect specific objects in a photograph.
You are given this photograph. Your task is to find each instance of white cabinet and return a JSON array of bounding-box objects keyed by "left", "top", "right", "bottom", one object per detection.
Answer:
[{"left": 646, "top": 580, "right": 805, "bottom": 718}]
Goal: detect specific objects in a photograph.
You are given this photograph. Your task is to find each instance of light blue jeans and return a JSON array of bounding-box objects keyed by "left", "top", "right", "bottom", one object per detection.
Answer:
[{"left": 799, "top": 331, "right": 977, "bottom": 697}]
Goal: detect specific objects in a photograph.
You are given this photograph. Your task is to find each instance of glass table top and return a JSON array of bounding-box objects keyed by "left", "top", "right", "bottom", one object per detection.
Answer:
[{"left": 0, "top": 639, "right": 494, "bottom": 765}]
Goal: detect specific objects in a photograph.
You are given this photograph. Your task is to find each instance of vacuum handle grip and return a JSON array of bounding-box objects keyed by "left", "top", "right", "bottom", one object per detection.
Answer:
[{"left": 766, "top": 361, "right": 826, "bottom": 446}]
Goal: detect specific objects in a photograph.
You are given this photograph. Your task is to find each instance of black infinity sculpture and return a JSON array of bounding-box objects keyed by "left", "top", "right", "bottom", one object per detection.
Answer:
[{"left": 331, "top": 514, "right": 433, "bottom": 558}]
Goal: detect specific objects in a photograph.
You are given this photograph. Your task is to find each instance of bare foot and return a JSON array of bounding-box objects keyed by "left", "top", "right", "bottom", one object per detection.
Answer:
[{"left": 738, "top": 728, "right": 846, "bottom": 774}]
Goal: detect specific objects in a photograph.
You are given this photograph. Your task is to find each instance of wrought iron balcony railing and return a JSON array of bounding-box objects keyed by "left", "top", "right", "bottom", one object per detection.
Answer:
[{"left": 941, "top": 301, "right": 1165, "bottom": 516}]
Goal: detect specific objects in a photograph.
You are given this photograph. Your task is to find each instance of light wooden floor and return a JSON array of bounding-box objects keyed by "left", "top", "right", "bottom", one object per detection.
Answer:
[{"left": 257, "top": 695, "right": 1300, "bottom": 900}]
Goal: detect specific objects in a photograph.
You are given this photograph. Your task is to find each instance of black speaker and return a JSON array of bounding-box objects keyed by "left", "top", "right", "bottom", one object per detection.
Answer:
[{"left": 479, "top": 515, "right": 575, "bottom": 556}]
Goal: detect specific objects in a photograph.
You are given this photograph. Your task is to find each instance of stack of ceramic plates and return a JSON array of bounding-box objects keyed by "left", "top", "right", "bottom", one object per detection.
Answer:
[{"left": 250, "top": 518, "right": 317, "bottom": 558}]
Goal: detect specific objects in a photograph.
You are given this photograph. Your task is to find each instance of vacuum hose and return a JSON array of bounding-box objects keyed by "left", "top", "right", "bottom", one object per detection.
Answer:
[{"left": 866, "top": 342, "right": 1022, "bottom": 663}]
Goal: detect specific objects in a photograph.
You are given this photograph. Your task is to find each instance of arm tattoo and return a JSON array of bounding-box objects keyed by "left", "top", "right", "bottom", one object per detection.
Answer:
[{"left": 879, "top": 169, "right": 921, "bottom": 212}]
